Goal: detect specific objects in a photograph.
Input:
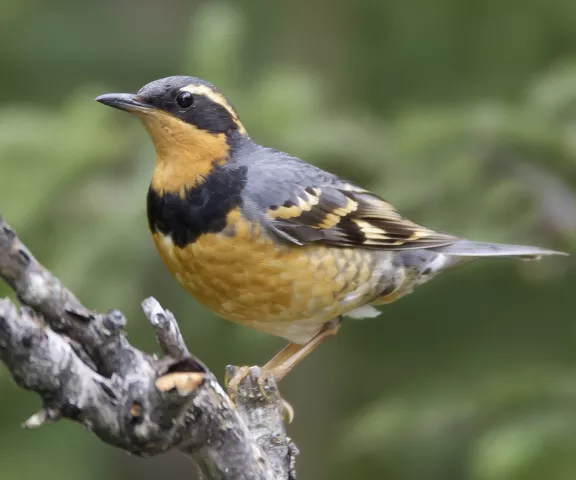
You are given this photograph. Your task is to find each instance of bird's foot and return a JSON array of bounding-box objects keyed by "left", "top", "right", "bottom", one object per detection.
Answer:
[
  {"left": 225, "top": 365, "right": 252, "bottom": 400},
  {"left": 225, "top": 365, "right": 294, "bottom": 423}
]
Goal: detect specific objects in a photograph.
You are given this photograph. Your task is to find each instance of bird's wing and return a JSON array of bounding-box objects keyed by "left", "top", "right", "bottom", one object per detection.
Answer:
[{"left": 245, "top": 152, "right": 458, "bottom": 251}]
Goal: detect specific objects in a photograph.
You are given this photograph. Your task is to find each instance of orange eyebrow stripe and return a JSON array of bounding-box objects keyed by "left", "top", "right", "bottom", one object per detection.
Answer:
[{"left": 180, "top": 84, "right": 247, "bottom": 135}]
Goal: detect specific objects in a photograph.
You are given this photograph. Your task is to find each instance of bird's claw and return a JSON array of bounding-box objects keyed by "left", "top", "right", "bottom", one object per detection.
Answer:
[
  {"left": 224, "top": 365, "right": 252, "bottom": 404},
  {"left": 280, "top": 398, "right": 295, "bottom": 423}
]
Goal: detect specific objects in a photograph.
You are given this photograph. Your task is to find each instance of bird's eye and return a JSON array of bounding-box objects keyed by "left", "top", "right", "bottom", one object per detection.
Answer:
[{"left": 176, "top": 91, "right": 195, "bottom": 109}]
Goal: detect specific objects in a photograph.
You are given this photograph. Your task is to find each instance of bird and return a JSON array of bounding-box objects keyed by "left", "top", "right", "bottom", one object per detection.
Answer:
[{"left": 95, "top": 76, "right": 567, "bottom": 398}]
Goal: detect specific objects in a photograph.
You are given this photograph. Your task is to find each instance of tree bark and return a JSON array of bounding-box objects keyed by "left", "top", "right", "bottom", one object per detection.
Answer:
[{"left": 0, "top": 216, "right": 297, "bottom": 480}]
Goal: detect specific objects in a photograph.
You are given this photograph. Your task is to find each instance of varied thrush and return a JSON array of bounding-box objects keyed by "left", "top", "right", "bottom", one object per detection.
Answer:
[{"left": 96, "top": 76, "right": 566, "bottom": 395}]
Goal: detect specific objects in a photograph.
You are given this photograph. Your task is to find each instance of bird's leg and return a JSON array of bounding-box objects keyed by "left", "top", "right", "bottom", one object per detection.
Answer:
[
  {"left": 261, "top": 316, "right": 342, "bottom": 383},
  {"left": 226, "top": 317, "right": 342, "bottom": 420}
]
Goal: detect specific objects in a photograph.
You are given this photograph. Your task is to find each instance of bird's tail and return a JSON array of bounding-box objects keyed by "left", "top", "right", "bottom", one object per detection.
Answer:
[
  {"left": 370, "top": 240, "right": 567, "bottom": 308},
  {"left": 431, "top": 239, "right": 568, "bottom": 260}
]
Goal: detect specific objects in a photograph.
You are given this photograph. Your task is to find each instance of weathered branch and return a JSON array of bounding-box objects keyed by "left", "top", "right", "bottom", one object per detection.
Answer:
[{"left": 0, "top": 216, "right": 297, "bottom": 480}]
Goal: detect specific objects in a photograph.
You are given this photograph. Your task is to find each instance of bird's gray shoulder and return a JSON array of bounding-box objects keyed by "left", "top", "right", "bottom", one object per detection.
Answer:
[{"left": 230, "top": 140, "right": 352, "bottom": 211}]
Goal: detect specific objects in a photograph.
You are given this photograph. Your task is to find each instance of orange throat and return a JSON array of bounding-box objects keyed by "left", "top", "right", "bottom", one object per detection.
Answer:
[{"left": 137, "top": 109, "right": 230, "bottom": 193}]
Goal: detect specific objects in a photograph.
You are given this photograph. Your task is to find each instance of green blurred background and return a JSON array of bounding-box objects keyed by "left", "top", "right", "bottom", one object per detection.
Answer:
[{"left": 1, "top": 1, "right": 576, "bottom": 479}]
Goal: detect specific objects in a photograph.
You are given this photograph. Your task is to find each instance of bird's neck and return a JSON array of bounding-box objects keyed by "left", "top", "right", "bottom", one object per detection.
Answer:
[{"left": 141, "top": 112, "right": 232, "bottom": 194}]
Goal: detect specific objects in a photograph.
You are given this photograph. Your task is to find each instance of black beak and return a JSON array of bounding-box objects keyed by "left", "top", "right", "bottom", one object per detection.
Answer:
[{"left": 95, "top": 93, "right": 151, "bottom": 113}]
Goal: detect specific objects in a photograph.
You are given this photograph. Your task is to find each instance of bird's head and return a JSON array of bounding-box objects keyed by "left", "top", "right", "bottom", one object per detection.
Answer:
[
  {"left": 96, "top": 76, "right": 247, "bottom": 191},
  {"left": 96, "top": 76, "right": 245, "bottom": 136}
]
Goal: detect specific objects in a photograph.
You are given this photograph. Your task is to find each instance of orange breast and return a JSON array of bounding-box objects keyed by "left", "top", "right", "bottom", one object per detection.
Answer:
[{"left": 151, "top": 209, "right": 376, "bottom": 341}]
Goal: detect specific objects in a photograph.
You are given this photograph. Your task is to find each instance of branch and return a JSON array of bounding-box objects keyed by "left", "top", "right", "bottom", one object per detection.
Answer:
[{"left": 0, "top": 217, "right": 297, "bottom": 480}]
